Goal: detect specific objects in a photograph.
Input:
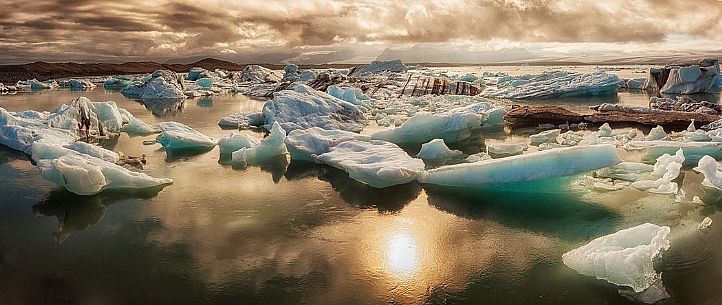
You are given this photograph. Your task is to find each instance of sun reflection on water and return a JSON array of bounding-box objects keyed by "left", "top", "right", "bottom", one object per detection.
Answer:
[{"left": 385, "top": 230, "right": 420, "bottom": 278}]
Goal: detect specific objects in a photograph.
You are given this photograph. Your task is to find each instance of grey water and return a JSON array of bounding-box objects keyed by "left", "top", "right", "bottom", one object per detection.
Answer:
[{"left": 1, "top": 73, "right": 722, "bottom": 304}]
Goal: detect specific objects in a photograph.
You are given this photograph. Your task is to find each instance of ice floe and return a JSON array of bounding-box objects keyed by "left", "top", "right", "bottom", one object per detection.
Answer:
[
  {"left": 314, "top": 140, "right": 425, "bottom": 188},
  {"left": 218, "top": 133, "right": 260, "bottom": 154},
  {"left": 231, "top": 122, "right": 288, "bottom": 165},
  {"left": 416, "top": 139, "right": 462, "bottom": 160},
  {"left": 285, "top": 127, "right": 371, "bottom": 161},
  {"left": 562, "top": 223, "right": 670, "bottom": 293},
  {"left": 630, "top": 149, "right": 684, "bottom": 195},
  {"left": 693, "top": 155, "right": 722, "bottom": 190},
  {"left": 482, "top": 70, "right": 620, "bottom": 99},
  {"left": 418, "top": 145, "right": 621, "bottom": 188},
  {"left": 156, "top": 122, "right": 216, "bottom": 150}
]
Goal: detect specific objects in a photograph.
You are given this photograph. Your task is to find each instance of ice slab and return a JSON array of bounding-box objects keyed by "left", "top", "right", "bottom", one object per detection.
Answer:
[
  {"left": 314, "top": 140, "right": 425, "bottom": 188},
  {"left": 156, "top": 122, "right": 216, "bottom": 150},
  {"left": 218, "top": 133, "right": 260, "bottom": 154},
  {"left": 624, "top": 141, "right": 722, "bottom": 164},
  {"left": 371, "top": 112, "right": 482, "bottom": 144},
  {"left": 482, "top": 70, "right": 620, "bottom": 99},
  {"left": 262, "top": 84, "right": 366, "bottom": 132},
  {"left": 595, "top": 162, "right": 653, "bottom": 181},
  {"left": 530, "top": 129, "right": 560, "bottom": 146},
  {"left": 562, "top": 223, "right": 671, "bottom": 293},
  {"left": 416, "top": 139, "right": 462, "bottom": 160},
  {"left": 487, "top": 143, "right": 528, "bottom": 158},
  {"left": 231, "top": 122, "right": 288, "bottom": 165},
  {"left": 285, "top": 127, "right": 371, "bottom": 161},
  {"left": 33, "top": 142, "right": 172, "bottom": 195},
  {"left": 419, "top": 144, "right": 622, "bottom": 188}
]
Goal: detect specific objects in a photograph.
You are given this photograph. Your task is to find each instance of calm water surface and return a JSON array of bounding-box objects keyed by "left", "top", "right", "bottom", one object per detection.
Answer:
[{"left": 1, "top": 68, "right": 722, "bottom": 305}]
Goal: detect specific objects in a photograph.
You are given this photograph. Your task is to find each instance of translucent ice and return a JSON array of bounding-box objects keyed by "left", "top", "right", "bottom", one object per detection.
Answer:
[
  {"left": 285, "top": 127, "right": 371, "bottom": 161},
  {"left": 194, "top": 77, "right": 213, "bottom": 90},
  {"left": 217, "top": 133, "right": 260, "bottom": 154},
  {"left": 371, "top": 112, "right": 482, "bottom": 144},
  {"left": 693, "top": 155, "right": 722, "bottom": 190},
  {"left": 231, "top": 122, "right": 288, "bottom": 165},
  {"left": 416, "top": 139, "right": 462, "bottom": 160},
  {"left": 156, "top": 122, "right": 216, "bottom": 150},
  {"left": 562, "top": 223, "right": 671, "bottom": 293},
  {"left": 483, "top": 70, "right": 620, "bottom": 99},
  {"left": 630, "top": 149, "right": 684, "bottom": 194},
  {"left": 419, "top": 145, "right": 621, "bottom": 188},
  {"left": 314, "top": 140, "right": 425, "bottom": 188},
  {"left": 327, "top": 85, "right": 369, "bottom": 106},
  {"left": 595, "top": 162, "right": 653, "bottom": 181},
  {"left": 624, "top": 141, "right": 722, "bottom": 164}
]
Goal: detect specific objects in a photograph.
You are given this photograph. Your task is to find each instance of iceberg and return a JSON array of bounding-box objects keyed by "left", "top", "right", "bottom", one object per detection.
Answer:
[
  {"left": 487, "top": 143, "right": 528, "bottom": 158},
  {"left": 262, "top": 84, "right": 366, "bottom": 132},
  {"left": 645, "top": 125, "right": 669, "bottom": 141},
  {"left": 416, "top": 139, "right": 462, "bottom": 160},
  {"left": 371, "top": 112, "right": 483, "bottom": 144},
  {"left": 121, "top": 70, "right": 185, "bottom": 99},
  {"left": 59, "top": 79, "right": 96, "bottom": 90},
  {"left": 693, "top": 155, "right": 722, "bottom": 190},
  {"left": 418, "top": 145, "right": 622, "bottom": 188},
  {"left": 351, "top": 60, "right": 408, "bottom": 76},
  {"left": 194, "top": 77, "right": 213, "bottom": 90},
  {"left": 327, "top": 85, "right": 369, "bottom": 106},
  {"left": 218, "top": 111, "right": 265, "bottom": 129},
  {"left": 482, "top": 70, "right": 620, "bottom": 99},
  {"left": 624, "top": 141, "right": 722, "bottom": 164},
  {"left": 218, "top": 133, "right": 260, "bottom": 154},
  {"left": 34, "top": 144, "right": 172, "bottom": 195},
  {"left": 104, "top": 77, "right": 132, "bottom": 90},
  {"left": 562, "top": 223, "right": 671, "bottom": 293},
  {"left": 630, "top": 149, "right": 684, "bottom": 194},
  {"left": 156, "top": 122, "right": 216, "bottom": 150},
  {"left": 314, "top": 140, "right": 425, "bottom": 188},
  {"left": 231, "top": 122, "right": 288, "bottom": 165},
  {"left": 530, "top": 129, "right": 560, "bottom": 146},
  {"left": 595, "top": 162, "right": 654, "bottom": 181},
  {"left": 117, "top": 108, "right": 160, "bottom": 135},
  {"left": 285, "top": 127, "right": 371, "bottom": 161},
  {"left": 236, "top": 65, "right": 280, "bottom": 83},
  {"left": 187, "top": 67, "right": 210, "bottom": 81},
  {"left": 625, "top": 78, "right": 646, "bottom": 89}
]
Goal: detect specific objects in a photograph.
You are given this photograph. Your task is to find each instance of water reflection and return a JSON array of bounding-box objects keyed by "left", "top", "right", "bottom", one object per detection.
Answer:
[
  {"left": 33, "top": 187, "right": 166, "bottom": 242},
  {"left": 218, "top": 154, "right": 289, "bottom": 183},
  {"left": 384, "top": 230, "right": 420, "bottom": 278},
  {"left": 196, "top": 97, "right": 214, "bottom": 108},
  {"left": 135, "top": 98, "right": 186, "bottom": 117},
  {"left": 424, "top": 185, "right": 621, "bottom": 241}
]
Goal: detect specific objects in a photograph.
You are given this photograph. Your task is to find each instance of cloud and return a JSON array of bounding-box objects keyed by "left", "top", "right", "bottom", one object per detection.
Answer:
[{"left": 0, "top": 0, "right": 720, "bottom": 63}]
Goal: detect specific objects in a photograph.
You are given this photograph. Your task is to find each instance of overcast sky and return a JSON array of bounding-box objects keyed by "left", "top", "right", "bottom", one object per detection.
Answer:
[{"left": 1, "top": 0, "right": 721, "bottom": 64}]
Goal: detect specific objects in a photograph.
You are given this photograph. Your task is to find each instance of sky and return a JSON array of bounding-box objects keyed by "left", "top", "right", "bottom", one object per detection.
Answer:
[{"left": 1, "top": 0, "right": 721, "bottom": 64}]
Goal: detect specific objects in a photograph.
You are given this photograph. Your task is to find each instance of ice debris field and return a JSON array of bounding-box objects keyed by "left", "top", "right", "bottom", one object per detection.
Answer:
[{"left": 2, "top": 58, "right": 722, "bottom": 303}]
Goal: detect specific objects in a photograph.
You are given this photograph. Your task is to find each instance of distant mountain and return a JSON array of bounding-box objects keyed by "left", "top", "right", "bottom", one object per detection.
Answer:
[
  {"left": 0, "top": 58, "right": 247, "bottom": 83},
  {"left": 376, "top": 45, "right": 538, "bottom": 64}
]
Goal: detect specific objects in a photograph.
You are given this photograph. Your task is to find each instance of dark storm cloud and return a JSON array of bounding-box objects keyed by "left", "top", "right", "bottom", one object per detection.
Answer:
[{"left": 0, "top": 0, "right": 720, "bottom": 63}]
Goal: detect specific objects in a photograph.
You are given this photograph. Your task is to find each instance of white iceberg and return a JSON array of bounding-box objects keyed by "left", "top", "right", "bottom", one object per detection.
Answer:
[
  {"left": 35, "top": 144, "right": 172, "bottom": 195},
  {"left": 218, "top": 112, "right": 265, "bottom": 129},
  {"left": 156, "top": 122, "right": 216, "bottom": 150},
  {"left": 693, "top": 155, "right": 722, "bottom": 190},
  {"left": 530, "top": 129, "right": 560, "bottom": 146},
  {"left": 121, "top": 70, "right": 185, "bottom": 99},
  {"left": 371, "top": 112, "right": 482, "bottom": 144},
  {"left": 645, "top": 126, "right": 669, "bottom": 141},
  {"left": 656, "top": 61, "right": 721, "bottom": 94},
  {"left": 262, "top": 84, "right": 366, "bottom": 132},
  {"left": 231, "top": 122, "right": 288, "bottom": 165},
  {"left": 218, "top": 133, "right": 260, "bottom": 154},
  {"left": 327, "top": 85, "right": 369, "bottom": 106},
  {"left": 482, "top": 70, "right": 620, "bottom": 99},
  {"left": 236, "top": 65, "right": 280, "bottom": 83},
  {"left": 351, "top": 60, "right": 408, "bottom": 76},
  {"left": 314, "top": 140, "right": 425, "bottom": 188},
  {"left": 630, "top": 149, "right": 684, "bottom": 194},
  {"left": 416, "top": 139, "right": 462, "bottom": 160},
  {"left": 487, "top": 143, "right": 528, "bottom": 158},
  {"left": 285, "top": 127, "right": 371, "bottom": 161},
  {"left": 562, "top": 223, "right": 671, "bottom": 293},
  {"left": 418, "top": 145, "right": 621, "bottom": 188}
]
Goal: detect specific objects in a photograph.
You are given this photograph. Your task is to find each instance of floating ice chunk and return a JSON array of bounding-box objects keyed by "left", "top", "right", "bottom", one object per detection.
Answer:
[
  {"left": 28, "top": 79, "right": 54, "bottom": 90},
  {"left": 195, "top": 77, "right": 213, "bottom": 90},
  {"left": 465, "top": 152, "right": 492, "bottom": 163},
  {"left": 598, "top": 123, "right": 613, "bottom": 137},
  {"left": 156, "top": 122, "right": 216, "bottom": 150},
  {"left": 104, "top": 77, "right": 132, "bottom": 90},
  {"left": 237, "top": 65, "right": 280, "bottom": 83},
  {"left": 645, "top": 126, "right": 669, "bottom": 141},
  {"left": 682, "top": 129, "right": 711, "bottom": 142},
  {"left": 187, "top": 67, "right": 209, "bottom": 81},
  {"left": 218, "top": 111, "right": 265, "bottom": 129},
  {"left": 559, "top": 131, "right": 583, "bottom": 146},
  {"left": 118, "top": 108, "right": 159, "bottom": 134},
  {"left": 282, "top": 64, "right": 300, "bottom": 82},
  {"left": 659, "top": 63, "right": 720, "bottom": 94},
  {"left": 327, "top": 85, "right": 369, "bottom": 106},
  {"left": 693, "top": 155, "right": 722, "bottom": 190},
  {"left": 217, "top": 133, "right": 260, "bottom": 154},
  {"left": 482, "top": 70, "right": 620, "bottom": 99},
  {"left": 692, "top": 196, "right": 704, "bottom": 204},
  {"left": 592, "top": 179, "right": 630, "bottom": 192},
  {"left": 416, "top": 139, "right": 462, "bottom": 160},
  {"left": 59, "top": 79, "right": 96, "bottom": 90},
  {"left": 372, "top": 112, "right": 482, "bottom": 144},
  {"left": 699, "top": 217, "right": 712, "bottom": 231},
  {"left": 262, "top": 84, "right": 366, "bottom": 132},
  {"left": 625, "top": 78, "right": 646, "bottom": 89},
  {"left": 351, "top": 60, "right": 408, "bottom": 76},
  {"left": 36, "top": 150, "right": 172, "bottom": 195},
  {"left": 630, "top": 149, "right": 684, "bottom": 194},
  {"left": 231, "top": 122, "right": 287, "bottom": 165},
  {"left": 285, "top": 127, "right": 371, "bottom": 161},
  {"left": 530, "top": 129, "right": 560, "bottom": 146},
  {"left": 419, "top": 145, "right": 621, "bottom": 187},
  {"left": 314, "top": 140, "right": 424, "bottom": 187},
  {"left": 595, "top": 162, "right": 653, "bottom": 181},
  {"left": 121, "top": 70, "right": 185, "bottom": 99},
  {"left": 487, "top": 143, "right": 528, "bottom": 158},
  {"left": 64, "top": 142, "right": 119, "bottom": 163},
  {"left": 624, "top": 141, "right": 721, "bottom": 164},
  {"left": 562, "top": 223, "right": 671, "bottom": 293}
]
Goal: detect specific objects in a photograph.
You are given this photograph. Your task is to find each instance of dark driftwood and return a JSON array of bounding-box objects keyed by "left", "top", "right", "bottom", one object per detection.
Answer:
[{"left": 505, "top": 105, "right": 719, "bottom": 129}]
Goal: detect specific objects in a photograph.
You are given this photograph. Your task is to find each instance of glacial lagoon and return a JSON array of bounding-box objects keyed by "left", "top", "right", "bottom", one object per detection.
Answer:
[{"left": 1, "top": 66, "right": 722, "bottom": 305}]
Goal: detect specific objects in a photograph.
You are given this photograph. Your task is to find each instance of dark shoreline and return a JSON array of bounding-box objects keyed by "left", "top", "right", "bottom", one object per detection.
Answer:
[{"left": 0, "top": 57, "right": 690, "bottom": 84}]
